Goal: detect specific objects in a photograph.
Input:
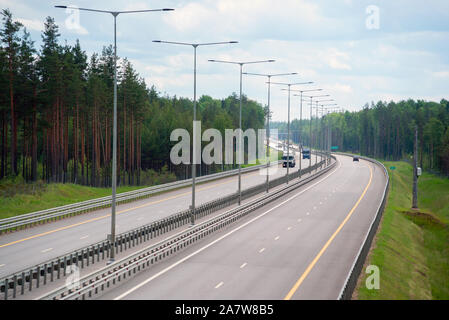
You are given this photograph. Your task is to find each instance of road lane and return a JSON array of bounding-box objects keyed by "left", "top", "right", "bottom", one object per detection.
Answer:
[
  {"left": 0, "top": 155, "right": 322, "bottom": 277},
  {"left": 98, "top": 155, "right": 386, "bottom": 300}
]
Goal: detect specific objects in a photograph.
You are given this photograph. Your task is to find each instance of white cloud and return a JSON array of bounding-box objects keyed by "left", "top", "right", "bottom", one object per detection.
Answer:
[
  {"left": 323, "top": 48, "right": 352, "bottom": 70},
  {"left": 433, "top": 71, "right": 449, "bottom": 78},
  {"left": 17, "top": 18, "right": 44, "bottom": 32},
  {"left": 330, "top": 83, "right": 353, "bottom": 94}
]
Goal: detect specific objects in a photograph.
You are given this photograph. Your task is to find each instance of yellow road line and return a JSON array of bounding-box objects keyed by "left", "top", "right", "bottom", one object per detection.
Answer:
[
  {"left": 0, "top": 171, "right": 263, "bottom": 249},
  {"left": 284, "top": 163, "right": 373, "bottom": 300}
]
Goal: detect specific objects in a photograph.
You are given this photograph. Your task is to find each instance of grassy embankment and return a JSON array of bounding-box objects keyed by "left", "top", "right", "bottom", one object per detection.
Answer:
[
  {"left": 0, "top": 180, "right": 151, "bottom": 220},
  {"left": 356, "top": 161, "right": 449, "bottom": 299}
]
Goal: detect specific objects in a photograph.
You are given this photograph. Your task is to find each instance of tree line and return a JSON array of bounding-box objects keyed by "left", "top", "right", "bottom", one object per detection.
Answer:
[
  {"left": 0, "top": 9, "right": 266, "bottom": 187},
  {"left": 272, "top": 99, "right": 449, "bottom": 176}
]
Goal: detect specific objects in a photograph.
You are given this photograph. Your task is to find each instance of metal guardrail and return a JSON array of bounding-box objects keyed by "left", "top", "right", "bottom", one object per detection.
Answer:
[
  {"left": 0, "top": 154, "right": 330, "bottom": 300},
  {"left": 40, "top": 155, "right": 337, "bottom": 300},
  {"left": 336, "top": 153, "right": 390, "bottom": 300},
  {"left": 0, "top": 161, "right": 281, "bottom": 233}
]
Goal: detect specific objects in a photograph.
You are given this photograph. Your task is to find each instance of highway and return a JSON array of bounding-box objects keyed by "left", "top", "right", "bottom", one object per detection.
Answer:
[
  {"left": 0, "top": 154, "right": 320, "bottom": 278},
  {"left": 97, "top": 154, "right": 386, "bottom": 300}
]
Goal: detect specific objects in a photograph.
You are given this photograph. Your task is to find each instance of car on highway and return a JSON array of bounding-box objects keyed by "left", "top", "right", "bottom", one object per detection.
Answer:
[
  {"left": 302, "top": 148, "right": 311, "bottom": 159},
  {"left": 353, "top": 156, "right": 359, "bottom": 162},
  {"left": 282, "top": 155, "right": 296, "bottom": 167}
]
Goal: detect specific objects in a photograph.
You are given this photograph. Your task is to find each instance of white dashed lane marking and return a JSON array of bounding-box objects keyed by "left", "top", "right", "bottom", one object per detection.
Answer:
[
  {"left": 41, "top": 248, "right": 53, "bottom": 253},
  {"left": 215, "top": 282, "right": 224, "bottom": 289},
  {"left": 80, "top": 235, "right": 89, "bottom": 240},
  {"left": 274, "top": 236, "right": 280, "bottom": 241},
  {"left": 240, "top": 263, "right": 247, "bottom": 269},
  {"left": 259, "top": 248, "right": 266, "bottom": 253}
]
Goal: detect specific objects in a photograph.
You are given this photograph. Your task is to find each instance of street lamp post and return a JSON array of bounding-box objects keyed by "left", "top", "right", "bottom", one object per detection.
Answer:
[
  {"left": 320, "top": 105, "right": 338, "bottom": 164},
  {"left": 55, "top": 5, "right": 174, "bottom": 263},
  {"left": 312, "top": 100, "right": 334, "bottom": 169},
  {"left": 273, "top": 82, "right": 313, "bottom": 185},
  {"left": 208, "top": 59, "right": 275, "bottom": 205},
  {"left": 152, "top": 41, "right": 237, "bottom": 226},
  {"left": 303, "top": 93, "right": 329, "bottom": 170},
  {"left": 291, "top": 88, "right": 322, "bottom": 177},
  {"left": 242, "top": 72, "right": 297, "bottom": 192}
]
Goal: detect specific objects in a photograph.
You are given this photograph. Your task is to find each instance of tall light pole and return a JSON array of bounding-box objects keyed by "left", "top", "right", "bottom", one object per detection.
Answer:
[
  {"left": 313, "top": 100, "right": 334, "bottom": 168},
  {"left": 412, "top": 126, "right": 418, "bottom": 209},
  {"left": 304, "top": 94, "right": 329, "bottom": 169},
  {"left": 208, "top": 59, "right": 275, "bottom": 204},
  {"left": 273, "top": 82, "right": 313, "bottom": 184},
  {"left": 242, "top": 72, "right": 298, "bottom": 192},
  {"left": 55, "top": 5, "right": 174, "bottom": 263},
  {"left": 291, "top": 88, "right": 322, "bottom": 177},
  {"left": 152, "top": 41, "right": 237, "bottom": 226},
  {"left": 321, "top": 105, "right": 338, "bottom": 164}
]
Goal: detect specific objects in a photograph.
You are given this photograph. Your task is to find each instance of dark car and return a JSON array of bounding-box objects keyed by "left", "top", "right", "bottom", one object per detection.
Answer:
[
  {"left": 302, "top": 148, "right": 310, "bottom": 159},
  {"left": 353, "top": 156, "right": 359, "bottom": 162}
]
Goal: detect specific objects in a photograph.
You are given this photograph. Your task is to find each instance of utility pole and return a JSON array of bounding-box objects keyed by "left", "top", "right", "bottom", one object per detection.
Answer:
[{"left": 412, "top": 126, "right": 418, "bottom": 209}]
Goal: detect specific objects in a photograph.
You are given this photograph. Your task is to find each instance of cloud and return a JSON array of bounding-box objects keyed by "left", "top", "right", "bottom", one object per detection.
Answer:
[
  {"left": 323, "top": 48, "right": 352, "bottom": 70},
  {"left": 433, "top": 71, "right": 449, "bottom": 78},
  {"left": 16, "top": 18, "right": 44, "bottom": 32},
  {"left": 330, "top": 83, "right": 353, "bottom": 94}
]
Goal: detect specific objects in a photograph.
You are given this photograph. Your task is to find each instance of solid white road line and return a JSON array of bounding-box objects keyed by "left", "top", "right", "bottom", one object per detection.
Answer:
[{"left": 113, "top": 160, "right": 342, "bottom": 300}]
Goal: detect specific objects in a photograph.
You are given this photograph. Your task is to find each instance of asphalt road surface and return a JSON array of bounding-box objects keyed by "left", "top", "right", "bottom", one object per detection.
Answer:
[
  {"left": 98, "top": 154, "right": 386, "bottom": 300},
  {"left": 0, "top": 154, "right": 321, "bottom": 277}
]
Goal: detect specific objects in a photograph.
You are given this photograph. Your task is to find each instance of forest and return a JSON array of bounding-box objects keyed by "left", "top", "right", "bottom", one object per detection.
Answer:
[
  {"left": 0, "top": 9, "right": 266, "bottom": 187},
  {"left": 272, "top": 99, "right": 449, "bottom": 176},
  {"left": 2, "top": 8, "right": 448, "bottom": 189}
]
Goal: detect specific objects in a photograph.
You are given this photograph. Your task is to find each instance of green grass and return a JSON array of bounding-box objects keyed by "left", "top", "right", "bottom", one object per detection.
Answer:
[
  {"left": 0, "top": 181, "right": 146, "bottom": 220},
  {"left": 357, "top": 161, "right": 449, "bottom": 299},
  {"left": 0, "top": 151, "right": 283, "bottom": 220}
]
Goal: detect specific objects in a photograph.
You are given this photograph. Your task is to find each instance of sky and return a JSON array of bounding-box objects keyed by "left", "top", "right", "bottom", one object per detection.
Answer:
[{"left": 2, "top": 0, "right": 449, "bottom": 121}]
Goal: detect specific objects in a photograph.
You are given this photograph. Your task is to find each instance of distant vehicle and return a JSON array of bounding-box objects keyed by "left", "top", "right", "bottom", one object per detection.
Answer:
[
  {"left": 302, "top": 148, "right": 310, "bottom": 159},
  {"left": 282, "top": 155, "right": 296, "bottom": 168},
  {"left": 353, "top": 156, "right": 359, "bottom": 162}
]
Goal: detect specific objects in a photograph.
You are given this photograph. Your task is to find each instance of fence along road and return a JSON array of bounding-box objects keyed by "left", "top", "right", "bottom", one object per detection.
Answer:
[
  {"left": 92, "top": 154, "right": 387, "bottom": 300},
  {"left": 1, "top": 153, "right": 327, "bottom": 299},
  {"left": 37, "top": 154, "right": 334, "bottom": 300},
  {"left": 0, "top": 154, "right": 322, "bottom": 279}
]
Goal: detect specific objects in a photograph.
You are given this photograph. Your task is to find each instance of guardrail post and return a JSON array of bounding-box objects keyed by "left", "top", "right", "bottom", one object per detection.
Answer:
[
  {"left": 12, "top": 275, "right": 17, "bottom": 298},
  {"left": 4, "top": 278, "right": 7, "bottom": 300},
  {"left": 36, "top": 266, "right": 40, "bottom": 288},
  {"left": 28, "top": 269, "right": 32, "bottom": 292},
  {"left": 21, "top": 272, "right": 25, "bottom": 295}
]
